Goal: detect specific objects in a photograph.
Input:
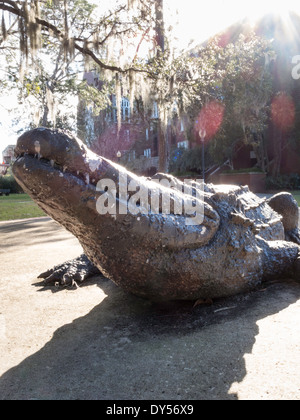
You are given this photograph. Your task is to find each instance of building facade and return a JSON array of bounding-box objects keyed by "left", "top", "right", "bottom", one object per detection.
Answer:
[
  {"left": 0, "top": 145, "right": 16, "bottom": 175},
  {"left": 2, "top": 145, "right": 15, "bottom": 164},
  {"left": 78, "top": 72, "right": 191, "bottom": 175}
]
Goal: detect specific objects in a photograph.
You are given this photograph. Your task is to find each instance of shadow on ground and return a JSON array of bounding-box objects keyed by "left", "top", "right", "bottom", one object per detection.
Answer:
[
  {"left": 0, "top": 275, "right": 299, "bottom": 400},
  {"left": 0, "top": 218, "right": 74, "bottom": 250}
]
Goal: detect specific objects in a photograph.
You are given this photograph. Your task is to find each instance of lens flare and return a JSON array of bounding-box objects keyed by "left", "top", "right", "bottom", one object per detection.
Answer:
[
  {"left": 271, "top": 92, "right": 295, "bottom": 132},
  {"left": 195, "top": 101, "right": 225, "bottom": 141}
]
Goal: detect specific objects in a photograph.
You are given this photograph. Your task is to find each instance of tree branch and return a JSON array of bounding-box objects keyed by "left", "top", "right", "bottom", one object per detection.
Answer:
[{"left": 0, "top": 1, "right": 152, "bottom": 76}]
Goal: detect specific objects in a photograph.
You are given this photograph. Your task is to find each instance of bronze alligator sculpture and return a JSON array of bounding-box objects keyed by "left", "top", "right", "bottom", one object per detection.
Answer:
[{"left": 13, "top": 128, "right": 300, "bottom": 301}]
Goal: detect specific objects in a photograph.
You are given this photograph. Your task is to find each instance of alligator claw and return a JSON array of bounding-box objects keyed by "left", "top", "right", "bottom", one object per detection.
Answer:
[{"left": 38, "top": 254, "right": 101, "bottom": 287}]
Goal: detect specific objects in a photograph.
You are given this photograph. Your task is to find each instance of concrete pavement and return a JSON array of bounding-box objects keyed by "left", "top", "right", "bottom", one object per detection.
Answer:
[{"left": 0, "top": 218, "right": 299, "bottom": 400}]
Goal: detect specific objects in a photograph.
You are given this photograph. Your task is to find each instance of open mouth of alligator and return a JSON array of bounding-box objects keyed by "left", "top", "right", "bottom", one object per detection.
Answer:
[{"left": 13, "top": 128, "right": 111, "bottom": 191}]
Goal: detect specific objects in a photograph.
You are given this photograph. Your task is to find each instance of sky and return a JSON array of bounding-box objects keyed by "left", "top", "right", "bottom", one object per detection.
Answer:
[
  {"left": 164, "top": 0, "right": 300, "bottom": 50},
  {"left": 1, "top": 0, "right": 300, "bottom": 154}
]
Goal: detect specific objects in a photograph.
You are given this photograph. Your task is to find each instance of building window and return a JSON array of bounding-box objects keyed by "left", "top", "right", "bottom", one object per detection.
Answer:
[
  {"left": 152, "top": 102, "right": 159, "bottom": 119},
  {"left": 145, "top": 128, "right": 149, "bottom": 141},
  {"left": 177, "top": 140, "right": 189, "bottom": 149},
  {"left": 110, "top": 96, "right": 131, "bottom": 122},
  {"left": 127, "top": 150, "right": 136, "bottom": 162},
  {"left": 144, "top": 148, "right": 151, "bottom": 158},
  {"left": 122, "top": 98, "right": 130, "bottom": 121}
]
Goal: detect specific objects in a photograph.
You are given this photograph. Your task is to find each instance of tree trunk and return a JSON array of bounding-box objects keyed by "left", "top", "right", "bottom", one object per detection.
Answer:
[
  {"left": 158, "top": 117, "right": 168, "bottom": 173},
  {"left": 42, "top": 105, "right": 49, "bottom": 127},
  {"left": 253, "top": 133, "right": 269, "bottom": 173},
  {"left": 155, "top": 0, "right": 168, "bottom": 172},
  {"left": 155, "top": 0, "right": 164, "bottom": 56},
  {"left": 271, "top": 131, "right": 283, "bottom": 177}
]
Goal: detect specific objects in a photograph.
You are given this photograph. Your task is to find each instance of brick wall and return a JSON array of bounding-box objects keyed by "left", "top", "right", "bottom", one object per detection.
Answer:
[{"left": 218, "top": 172, "right": 266, "bottom": 193}]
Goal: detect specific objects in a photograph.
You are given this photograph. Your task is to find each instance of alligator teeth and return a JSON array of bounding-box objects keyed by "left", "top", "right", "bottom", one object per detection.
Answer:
[{"left": 34, "top": 140, "right": 41, "bottom": 155}]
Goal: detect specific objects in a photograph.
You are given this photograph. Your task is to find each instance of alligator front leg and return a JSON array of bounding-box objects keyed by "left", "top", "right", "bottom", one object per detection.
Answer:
[
  {"left": 267, "top": 192, "right": 300, "bottom": 244},
  {"left": 258, "top": 236, "right": 300, "bottom": 281},
  {"left": 38, "top": 254, "right": 102, "bottom": 287}
]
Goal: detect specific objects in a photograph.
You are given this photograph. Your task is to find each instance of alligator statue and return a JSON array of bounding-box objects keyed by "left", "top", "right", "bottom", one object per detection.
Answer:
[{"left": 13, "top": 128, "right": 300, "bottom": 301}]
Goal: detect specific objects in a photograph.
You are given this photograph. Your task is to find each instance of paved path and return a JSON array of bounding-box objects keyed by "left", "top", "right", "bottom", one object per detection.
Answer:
[{"left": 0, "top": 218, "right": 299, "bottom": 400}]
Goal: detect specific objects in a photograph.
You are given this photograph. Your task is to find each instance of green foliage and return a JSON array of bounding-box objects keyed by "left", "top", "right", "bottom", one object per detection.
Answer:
[
  {"left": 144, "top": 32, "right": 274, "bottom": 171},
  {"left": 183, "top": 34, "right": 274, "bottom": 168},
  {"left": 77, "top": 79, "right": 113, "bottom": 115},
  {"left": 169, "top": 147, "right": 205, "bottom": 175},
  {"left": 266, "top": 173, "right": 300, "bottom": 191},
  {"left": 0, "top": 171, "right": 23, "bottom": 193}
]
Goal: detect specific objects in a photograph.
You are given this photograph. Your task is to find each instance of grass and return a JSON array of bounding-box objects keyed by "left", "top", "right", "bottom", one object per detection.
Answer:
[
  {"left": 289, "top": 191, "right": 300, "bottom": 207},
  {"left": 0, "top": 193, "right": 46, "bottom": 221}
]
